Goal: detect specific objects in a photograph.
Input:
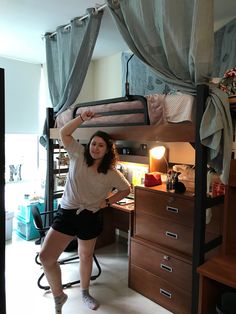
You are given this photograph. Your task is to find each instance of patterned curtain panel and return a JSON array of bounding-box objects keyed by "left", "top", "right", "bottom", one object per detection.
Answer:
[
  {"left": 122, "top": 52, "right": 172, "bottom": 96},
  {"left": 213, "top": 18, "right": 236, "bottom": 78}
]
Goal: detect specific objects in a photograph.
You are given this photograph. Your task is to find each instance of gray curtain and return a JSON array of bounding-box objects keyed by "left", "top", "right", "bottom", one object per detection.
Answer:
[
  {"left": 213, "top": 18, "right": 236, "bottom": 77},
  {"left": 45, "top": 8, "right": 103, "bottom": 115},
  {"left": 107, "top": 0, "right": 214, "bottom": 93},
  {"left": 107, "top": 0, "right": 233, "bottom": 184}
]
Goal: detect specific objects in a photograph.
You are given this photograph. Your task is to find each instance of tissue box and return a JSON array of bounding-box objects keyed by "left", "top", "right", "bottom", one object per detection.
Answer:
[{"left": 144, "top": 172, "right": 162, "bottom": 187}]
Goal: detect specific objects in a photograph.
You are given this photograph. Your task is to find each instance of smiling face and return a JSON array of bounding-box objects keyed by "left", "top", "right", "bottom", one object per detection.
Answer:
[{"left": 89, "top": 136, "right": 108, "bottom": 162}]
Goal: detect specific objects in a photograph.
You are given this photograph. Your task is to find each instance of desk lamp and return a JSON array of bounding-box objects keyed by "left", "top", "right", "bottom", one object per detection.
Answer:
[{"left": 149, "top": 145, "right": 169, "bottom": 173}]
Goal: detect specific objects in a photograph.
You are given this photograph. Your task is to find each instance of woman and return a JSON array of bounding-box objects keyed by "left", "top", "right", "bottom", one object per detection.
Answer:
[{"left": 39, "top": 110, "right": 131, "bottom": 313}]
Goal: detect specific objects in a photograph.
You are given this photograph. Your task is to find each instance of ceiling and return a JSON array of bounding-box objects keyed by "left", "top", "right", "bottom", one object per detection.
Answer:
[{"left": 0, "top": 0, "right": 236, "bottom": 64}]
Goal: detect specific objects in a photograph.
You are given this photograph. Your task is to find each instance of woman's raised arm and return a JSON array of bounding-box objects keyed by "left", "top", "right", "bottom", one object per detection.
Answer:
[{"left": 60, "top": 111, "right": 94, "bottom": 148}]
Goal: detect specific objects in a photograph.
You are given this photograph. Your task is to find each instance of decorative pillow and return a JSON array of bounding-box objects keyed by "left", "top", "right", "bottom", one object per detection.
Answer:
[{"left": 219, "top": 68, "right": 236, "bottom": 96}]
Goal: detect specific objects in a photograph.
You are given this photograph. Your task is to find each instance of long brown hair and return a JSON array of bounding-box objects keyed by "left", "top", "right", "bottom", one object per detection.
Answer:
[{"left": 84, "top": 131, "right": 118, "bottom": 174}]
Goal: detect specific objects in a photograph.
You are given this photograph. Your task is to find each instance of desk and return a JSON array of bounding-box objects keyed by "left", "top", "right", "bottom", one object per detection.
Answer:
[
  {"left": 95, "top": 202, "right": 134, "bottom": 250},
  {"left": 112, "top": 202, "right": 134, "bottom": 236},
  {"left": 197, "top": 255, "right": 236, "bottom": 314},
  {"left": 112, "top": 202, "right": 134, "bottom": 254}
]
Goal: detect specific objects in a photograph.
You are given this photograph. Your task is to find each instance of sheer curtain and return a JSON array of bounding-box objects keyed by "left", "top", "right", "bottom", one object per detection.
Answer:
[
  {"left": 45, "top": 8, "right": 103, "bottom": 115},
  {"left": 106, "top": 0, "right": 233, "bottom": 183}
]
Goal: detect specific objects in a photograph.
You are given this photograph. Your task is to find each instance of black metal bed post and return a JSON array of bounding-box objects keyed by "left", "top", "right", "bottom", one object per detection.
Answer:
[
  {"left": 191, "top": 84, "right": 209, "bottom": 314},
  {"left": 46, "top": 107, "right": 55, "bottom": 225},
  {"left": 0, "top": 68, "right": 6, "bottom": 314}
]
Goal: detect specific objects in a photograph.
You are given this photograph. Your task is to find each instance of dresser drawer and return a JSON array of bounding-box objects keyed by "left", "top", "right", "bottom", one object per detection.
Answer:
[
  {"left": 135, "top": 212, "right": 193, "bottom": 254},
  {"left": 130, "top": 238, "right": 192, "bottom": 291},
  {"left": 129, "top": 264, "right": 191, "bottom": 314},
  {"left": 135, "top": 187, "right": 194, "bottom": 227}
]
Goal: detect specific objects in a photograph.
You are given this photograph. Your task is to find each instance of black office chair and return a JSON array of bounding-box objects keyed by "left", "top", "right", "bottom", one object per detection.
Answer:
[{"left": 31, "top": 205, "right": 102, "bottom": 290}]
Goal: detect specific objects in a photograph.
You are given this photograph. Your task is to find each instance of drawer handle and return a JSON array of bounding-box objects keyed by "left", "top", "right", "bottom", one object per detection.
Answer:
[
  {"left": 160, "top": 288, "right": 172, "bottom": 299},
  {"left": 160, "top": 263, "right": 173, "bottom": 272},
  {"left": 165, "top": 231, "right": 178, "bottom": 239},
  {"left": 166, "top": 206, "right": 179, "bottom": 214}
]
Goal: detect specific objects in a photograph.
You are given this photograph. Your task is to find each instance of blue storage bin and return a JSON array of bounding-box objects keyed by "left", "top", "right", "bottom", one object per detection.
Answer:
[
  {"left": 15, "top": 215, "right": 40, "bottom": 240},
  {"left": 15, "top": 199, "right": 58, "bottom": 241},
  {"left": 17, "top": 199, "right": 58, "bottom": 223}
]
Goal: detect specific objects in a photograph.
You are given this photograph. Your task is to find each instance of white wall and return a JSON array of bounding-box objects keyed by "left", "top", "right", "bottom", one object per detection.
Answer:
[
  {"left": 0, "top": 57, "right": 41, "bottom": 134},
  {"left": 214, "top": 17, "right": 235, "bottom": 31},
  {"left": 93, "top": 53, "right": 122, "bottom": 100},
  {"left": 77, "top": 62, "right": 95, "bottom": 103},
  {"left": 76, "top": 53, "right": 122, "bottom": 103},
  {"left": 167, "top": 142, "right": 195, "bottom": 165}
]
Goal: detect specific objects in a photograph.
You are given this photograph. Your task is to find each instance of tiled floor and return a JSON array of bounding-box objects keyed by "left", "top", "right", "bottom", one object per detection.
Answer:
[{"left": 5, "top": 233, "right": 172, "bottom": 314}]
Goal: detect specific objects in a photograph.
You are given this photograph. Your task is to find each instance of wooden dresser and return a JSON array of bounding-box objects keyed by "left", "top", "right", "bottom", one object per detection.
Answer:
[{"left": 129, "top": 184, "right": 223, "bottom": 314}]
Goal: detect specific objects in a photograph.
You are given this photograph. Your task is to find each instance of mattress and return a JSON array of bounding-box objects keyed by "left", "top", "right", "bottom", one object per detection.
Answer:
[{"left": 55, "top": 92, "right": 195, "bottom": 128}]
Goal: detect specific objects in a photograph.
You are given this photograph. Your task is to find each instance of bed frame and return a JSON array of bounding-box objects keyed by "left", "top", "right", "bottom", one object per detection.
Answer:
[
  {"left": 45, "top": 84, "right": 235, "bottom": 314},
  {"left": 50, "top": 122, "right": 195, "bottom": 143}
]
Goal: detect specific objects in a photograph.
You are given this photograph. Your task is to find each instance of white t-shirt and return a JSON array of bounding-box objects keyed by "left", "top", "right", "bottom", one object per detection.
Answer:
[{"left": 60, "top": 138, "right": 130, "bottom": 213}]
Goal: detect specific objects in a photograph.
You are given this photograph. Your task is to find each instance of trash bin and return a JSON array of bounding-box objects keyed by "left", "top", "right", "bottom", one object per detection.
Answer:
[
  {"left": 216, "top": 292, "right": 236, "bottom": 314},
  {"left": 5, "top": 211, "right": 14, "bottom": 241}
]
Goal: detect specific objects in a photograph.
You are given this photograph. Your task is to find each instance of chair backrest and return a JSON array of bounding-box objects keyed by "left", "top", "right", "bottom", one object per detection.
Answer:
[
  {"left": 31, "top": 206, "right": 44, "bottom": 230},
  {"left": 31, "top": 205, "right": 48, "bottom": 240}
]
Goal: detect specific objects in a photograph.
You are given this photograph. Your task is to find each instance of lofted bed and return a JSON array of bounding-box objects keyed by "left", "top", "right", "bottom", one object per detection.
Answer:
[
  {"left": 44, "top": 82, "right": 235, "bottom": 314},
  {"left": 41, "top": 0, "right": 236, "bottom": 312},
  {"left": 51, "top": 91, "right": 196, "bottom": 142}
]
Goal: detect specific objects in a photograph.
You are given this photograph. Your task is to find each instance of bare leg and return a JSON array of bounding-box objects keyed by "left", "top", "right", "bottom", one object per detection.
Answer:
[
  {"left": 39, "top": 228, "right": 74, "bottom": 295},
  {"left": 79, "top": 238, "right": 97, "bottom": 289},
  {"left": 39, "top": 228, "right": 74, "bottom": 312},
  {"left": 79, "top": 238, "right": 99, "bottom": 310}
]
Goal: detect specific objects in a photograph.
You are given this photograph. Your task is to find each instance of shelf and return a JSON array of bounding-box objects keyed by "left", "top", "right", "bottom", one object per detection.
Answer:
[
  {"left": 198, "top": 254, "right": 236, "bottom": 289},
  {"left": 53, "top": 168, "right": 68, "bottom": 175},
  {"left": 119, "top": 154, "right": 148, "bottom": 164}
]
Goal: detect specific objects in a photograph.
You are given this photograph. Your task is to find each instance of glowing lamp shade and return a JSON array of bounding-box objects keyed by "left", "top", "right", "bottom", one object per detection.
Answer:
[
  {"left": 150, "top": 146, "right": 166, "bottom": 160},
  {"left": 149, "top": 145, "right": 168, "bottom": 173}
]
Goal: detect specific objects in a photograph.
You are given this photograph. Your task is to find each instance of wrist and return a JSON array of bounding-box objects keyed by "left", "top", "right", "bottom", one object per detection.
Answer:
[{"left": 79, "top": 114, "right": 84, "bottom": 122}]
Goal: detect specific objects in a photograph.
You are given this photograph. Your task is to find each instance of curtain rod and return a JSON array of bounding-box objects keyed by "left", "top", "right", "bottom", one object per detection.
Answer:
[{"left": 45, "top": 3, "right": 107, "bottom": 39}]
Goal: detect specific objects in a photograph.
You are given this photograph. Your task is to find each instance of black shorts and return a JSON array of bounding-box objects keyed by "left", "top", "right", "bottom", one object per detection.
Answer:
[{"left": 51, "top": 208, "right": 103, "bottom": 240}]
